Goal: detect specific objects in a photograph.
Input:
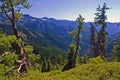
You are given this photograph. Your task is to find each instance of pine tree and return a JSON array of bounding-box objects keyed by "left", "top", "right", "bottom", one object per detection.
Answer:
[
  {"left": 90, "top": 23, "right": 98, "bottom": 57},
  {"left": 113, "top": 42, "right": 120, "bottom": 61},
  {"left": 0, "top": 0, "right": 31, "bottom": 73},
  {"left": 46, "top": 57, "right": 52, "bottom": 72},
  {"left": 62, "top": 15, "right": 85, "bottom": 71},
  {"left": 62, "top": 43, "right": 76, "bottom": 71},
  {"left": 94, "top": 3, "right": 110, "bottom": 58},
  {"left": 41, "top": 56, "right": 48, "bottom": 72},
  {"left": 113, "top": 35, "right": 120, "bottom": 61},
  {"left": 74, "top": 15, "right": 85, "bottom": 66},
  {"left": 41, "top": 56, "right": 52, "bottom": 72}
]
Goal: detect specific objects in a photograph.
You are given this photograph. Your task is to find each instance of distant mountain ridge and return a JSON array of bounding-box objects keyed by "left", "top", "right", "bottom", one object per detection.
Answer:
[
  {"left": 0, "top": 14, "right": 120, "bottom": 55},
  {"left": 41, "top": 16, "right": 120, "bottom": 36}
]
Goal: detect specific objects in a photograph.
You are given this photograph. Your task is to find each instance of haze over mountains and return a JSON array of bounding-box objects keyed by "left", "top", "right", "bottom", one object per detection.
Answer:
[{"left": 0, "top": 14, "right": 120, "bottom": 56}]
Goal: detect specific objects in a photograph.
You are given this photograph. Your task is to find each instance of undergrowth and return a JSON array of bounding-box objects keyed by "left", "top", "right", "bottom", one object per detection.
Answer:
[{"left": 6, "top": 62, "right": 120, "bottom": 80}]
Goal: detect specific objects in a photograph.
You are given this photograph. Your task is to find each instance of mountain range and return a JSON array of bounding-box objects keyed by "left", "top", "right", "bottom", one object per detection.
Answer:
[{"left": 0, "top": 14, "right": 120, "bottom": 56}]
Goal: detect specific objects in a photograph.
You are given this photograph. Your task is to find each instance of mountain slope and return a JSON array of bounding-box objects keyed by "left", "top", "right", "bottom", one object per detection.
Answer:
[
  {"left": 47, "top": 62, "right": 120, "bottom": 80},
  {"left": 0, "top": 14, "right": 119, "bottom": 55},
  {"left": 16, "top": 62, "right": 120, "bottom": 80}
]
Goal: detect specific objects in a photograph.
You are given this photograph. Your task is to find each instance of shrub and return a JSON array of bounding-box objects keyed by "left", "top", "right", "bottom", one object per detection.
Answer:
[{"left": 88, "top": 56, "right": 105, "bottom": 64}]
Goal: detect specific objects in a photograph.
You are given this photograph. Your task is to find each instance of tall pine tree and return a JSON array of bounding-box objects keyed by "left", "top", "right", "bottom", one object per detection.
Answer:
[
  {"left": 62, "top": 15, "right": 85, "bottom": 71},
  {"left": 94, "top": 3, "right": 110, "bottom": 58}
]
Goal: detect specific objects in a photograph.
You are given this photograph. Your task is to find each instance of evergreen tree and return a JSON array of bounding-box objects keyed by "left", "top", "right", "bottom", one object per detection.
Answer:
[
  {"left": 113, "top": 42, "right": 120, "bottom": 61},
  {"left": 94, "top": 3, "right": 110, "bottom": 58},
  {"left": 56, "top": 54, "right": 63, "bottom": 69},
  {"left": 0, "top": 0, "right": 31, "bottom": 73},
  {"left": 46, "top": 57, "right": 52, "bottom": 72},
  {"left": 62, "top": 43, "right": 76, "bottom": 71},
  {"left": 41, "top": 56, "right": 52, "bottom": 72},
  {"left": 41, "top": 56, "right": 48, "bottom": 72},
  {"left": 90, "top": 23, "right": 98, "bottom": 57},
  {"left": 74, "top": 15, "right": 85, "bottom": 66},
  {"left": 113, "top": 35, "right": 120, "bottom": 61},
  {"left": 62, "top": 15, "right": 85, "bottom": 71}
]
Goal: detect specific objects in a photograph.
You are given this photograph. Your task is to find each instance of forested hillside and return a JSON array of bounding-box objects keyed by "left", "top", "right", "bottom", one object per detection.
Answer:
[{"left": 0, "top": 14, "right": 120, "bottom": 55}]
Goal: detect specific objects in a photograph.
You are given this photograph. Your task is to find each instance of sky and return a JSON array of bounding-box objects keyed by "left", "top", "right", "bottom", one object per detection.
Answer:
[{"left": 22, "top": 0, "right": 120, "bottom": 22}]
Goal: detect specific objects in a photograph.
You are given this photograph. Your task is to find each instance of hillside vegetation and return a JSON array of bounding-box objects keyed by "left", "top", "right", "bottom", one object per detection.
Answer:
[
  {"left": 8, "top": 61, "right": 120, "bottom": 80},
  {"left": 0, "top": 14, "right": 120, "bottom": 53}
]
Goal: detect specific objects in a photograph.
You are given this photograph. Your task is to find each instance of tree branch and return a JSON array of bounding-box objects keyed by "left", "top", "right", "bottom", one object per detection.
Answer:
[{"left": 2, "top": 8, "right": 12, "bottom": 22}]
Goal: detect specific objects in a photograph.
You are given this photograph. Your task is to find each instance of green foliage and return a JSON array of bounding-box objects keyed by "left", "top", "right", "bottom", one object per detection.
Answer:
[
  {"left": 0, "top": 64, "right": 9, "bottom": 80},
  {"left": 77, "top": 55, "right": 88, "bottom": 64},
  {"left": 0, "top": 52, "right": 18, "bottom": 67},
  {"left": 0, "top": 32, "right": 17, "bottom": 53},
  {"left": 116, "top": 35, "right": 120, "bottom": 40},
  {"left": 33, "top": 44, "right": 66, "bottom": 65},
  {"left": 69, "top": 29, "right": 83, "bottom": 39},
  {"left": 70, "top": 14, "right": 85, "bottom": 41},
  {"left": 0, "top": 0, "right": 31, "bottom": 12},
  {"left": 113, "top": 42, "right": 120, "bottom": 62},
  {"left": 9, "top": 62, "right": 120, "bottom": 80},
  {"left": 68, "top": 43, "right": 76, "bottom": 55},
  {"left": 63, "top": 15, "right": 85, "bottom": 71},
  {"left": 0, "top": 0, "right": 31, "bottom": 26},
  {"left": 46, "top": 58, "right": 52, "bottom": 72},
  {"left": 113, "top": 35, "right": 120, "bottom": 62},
  {"left": 0, "top": 32, "right": 18, "bottom": 79},
  {"left": 49, "top": 62, "right": 120, "bottom": 80},
  {"left": 76, "top": 15, "right": 85, "bottom": 26},
  {"left": 74, "top": 14, "right": 85, "bottom": 56},
  {"left": 94, "top": 3, "right": 110, "bottom": 25},
  {"left": 24, "top": 45, "right": 41, "bottom": 70},
  {"left": 41, "top": 57, "right": 52, "bottom": 72},
  {"left": 24, "top": 45, "right": 34, "bottom": 54},
  {"left": 93, "top": 3, "right": 110, "bottom": 57},
  {"left": 62, "top": 43, "right": 76, "bottom": 71},
  {"left": 0, "top": 33, "right": 11, "bottom": 53},
  {"left": 88, "top": 56, "right": 105, "bottom": 64},
  {"left": 24, "top": 44, "right": 66, "bottom": 71},
  {"left": 15, "top": 13, "right": 23, "bottom": 19},
  {"left": 41, "top": 57, "right": 48, "bottom": 72},
  {"left": 56, "top": 54, "right": 63, "bottom": 66},
  {"left": 0, "top": 52, "right": 18, "bottom": 80}
]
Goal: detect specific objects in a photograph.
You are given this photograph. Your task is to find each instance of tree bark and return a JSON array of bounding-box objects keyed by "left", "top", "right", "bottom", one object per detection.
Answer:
[
  {"left": 9, "top": 1, "right": 28, "bottom": 73},
  {"left": 73, "top": 25, "right": 81, "bottom": 68},
  {"left": 90, "top": 23, "right": 99, "bottom": 57}
]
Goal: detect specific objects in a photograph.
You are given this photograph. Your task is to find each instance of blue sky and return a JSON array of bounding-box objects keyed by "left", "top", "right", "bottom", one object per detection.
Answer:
[{"left": 22, "top": 0, "right": 120, "bottom": 22}]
